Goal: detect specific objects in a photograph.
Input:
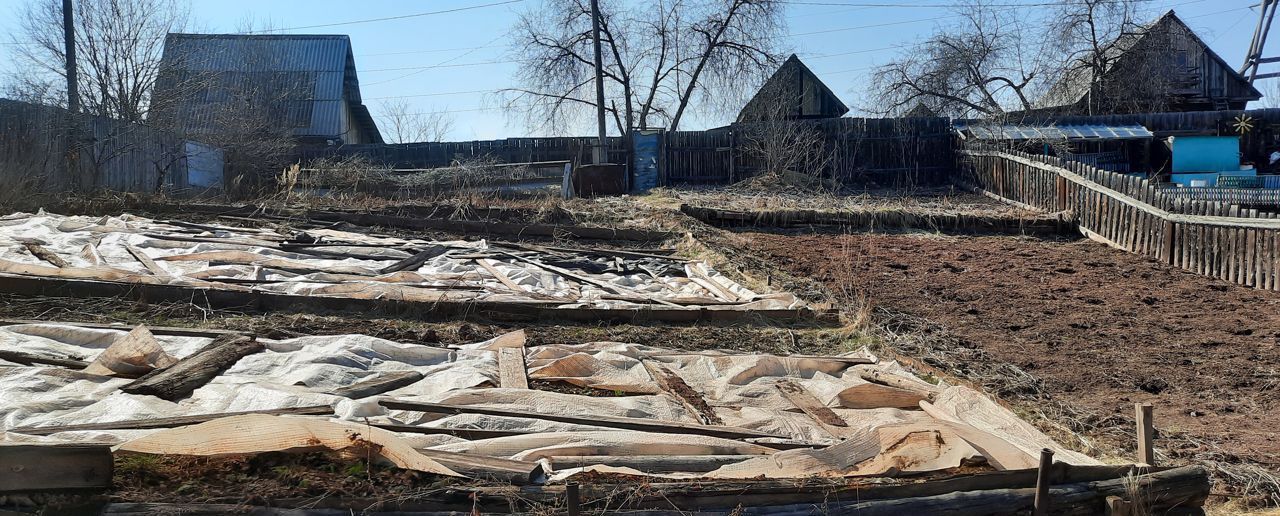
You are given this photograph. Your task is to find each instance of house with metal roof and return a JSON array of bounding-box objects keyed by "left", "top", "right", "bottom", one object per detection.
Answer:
[
  {"left": 1035, "top": 11, "right": 1262, "bottom": 115},
  {"left": 736, "top": 55, "right": 849, "bottom": 123},
  {"left": 151, "top": 33, "right": 383, "bottom": 146}
]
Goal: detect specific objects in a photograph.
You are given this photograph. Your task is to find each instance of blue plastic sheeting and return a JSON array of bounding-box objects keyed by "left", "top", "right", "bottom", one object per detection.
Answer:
[
  {"left": 1170, "top": 136, "right": 1241, "bottom": 173},
  {"left": 955, "top": 123, "right": 1153, "bottom": 141}
]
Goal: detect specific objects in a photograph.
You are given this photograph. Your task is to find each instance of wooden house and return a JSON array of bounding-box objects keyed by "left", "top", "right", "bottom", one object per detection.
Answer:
[
  {"left": 1036, "top": 11, "right": 1261, "bottom": 115},
  {"left": 736, "top": 54, "right": 849, "bottom": 123},
  {"left": 151, "top": 34, "right": 384, "bottom": 147}
]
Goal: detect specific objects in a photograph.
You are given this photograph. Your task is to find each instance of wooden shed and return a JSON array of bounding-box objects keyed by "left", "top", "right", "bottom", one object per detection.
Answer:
[
  {"left": 1036, "top": 11, "right": 1262, "bottom": 115},
  {"left": 736, "top": 54, "right": 849, "bottom": 122}
]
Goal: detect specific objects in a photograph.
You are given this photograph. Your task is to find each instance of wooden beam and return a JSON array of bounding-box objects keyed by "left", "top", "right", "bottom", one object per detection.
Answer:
[
  {"left": 330, "top": 371, "right": 424, "bottom": 399},
  {"left": 774, "top": 379, "right": 848, "bottom": 437},
  {"left": 124, "top": 243, "right": 166, "bottom": 276},
  {"left": 476, "top": 258, "right": 532, "bottom": 294},
  {"left": 498, "top": 347, "right": 530, "bottom": 389},
  {"left": 8, "top": 406, "right": 334, "bottom": 436},
  {"left": 1136, "top": 403, "right": 1155, "bottom": 466},
  {"left": 0, "top": 349, "right": 89, "bottom": 369},
  {"left": 378, "top": 399, "right": 787, "bottom": 440},
  {"left": 121, "top": 334, "right": 263, "bottom": 401},
  {"left": 379, "top": 245, "right": 449, "bottom": 274},
  {"left": 416, "top": 448, "right": 545, "bottom": 485},
  {"left": 858, "top": 369, "right": 943, "bottom": 399},
  {"left": 23, "top": 242, "right": 68, "bottom": 268},
  {"left": 642, "top": 360, "right": 722, "bottom": 425},
  {"left": 0, "top": 444, "right": 113, "bottom": 492},
  {"left": 547, "top": 454, "right": 758, "bottom": 473}
]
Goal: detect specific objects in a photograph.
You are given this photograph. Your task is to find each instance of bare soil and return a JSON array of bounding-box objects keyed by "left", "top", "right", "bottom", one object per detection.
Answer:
[{"left": 742, "top": 230, "right": 1280, "bottom": 486}]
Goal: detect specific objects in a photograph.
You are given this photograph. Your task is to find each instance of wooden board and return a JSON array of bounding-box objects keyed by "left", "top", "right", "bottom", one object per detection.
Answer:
[
  {"left": 0, "top": 349, "right": 89, "bottom": 369},
  {"left": 380, "top": 245, "right": 449, "bottom": 274},
  {"left": 0, "top": 444, "right": 113, "bottom": 492},
  {"left": 8, "top": 406, "right": 335, "bottom": 436},
  {"left": 379, "top": 399, "right": 787, "bottom": 440},
  {"left": 774, "top": 379, "right": 848, "bottom": 437},
  {"left": 124, "top": 243, "right": 166, "bottom": 276},
  {"left": 23, "top": 242, "right": 68, "bottom": 268},
  {"left": 498, "top": 347, "right": 529, "bottom": 389},
  {"left": 642, "top": 360, "right": 722, "bottom": 425},
  {"left": 330, "top": 371, "right": 424, "bottom": 399}
]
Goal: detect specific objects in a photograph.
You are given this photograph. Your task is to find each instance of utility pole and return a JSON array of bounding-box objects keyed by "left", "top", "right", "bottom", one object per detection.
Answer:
[
  {"left": 63, "top": 0, "right": 78, "bottom": 114},
  {"left": 63, "top": 0, "right": 84, "bottom": 191},
  {"left": 589, "top": 0, "right": 608, "bottom": 164}
]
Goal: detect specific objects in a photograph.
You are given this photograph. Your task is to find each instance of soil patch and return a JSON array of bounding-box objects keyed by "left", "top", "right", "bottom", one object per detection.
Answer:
[{"left": 743, "top": 231, "right": 1280, "bottom": 500}]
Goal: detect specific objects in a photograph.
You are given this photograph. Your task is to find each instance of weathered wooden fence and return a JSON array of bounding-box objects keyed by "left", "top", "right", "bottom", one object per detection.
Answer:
[
  {"left": 0, "top": 99, "right": 221, "bottom": 194},
  {"left": 298, "top": 137, "right": 627, "bottom": 169},
  {"left": 662, "top": 118, "right": 954, "bottom": 186},
  {"left": 959, "top": 149, "right": 1280, "bottom": 290}
]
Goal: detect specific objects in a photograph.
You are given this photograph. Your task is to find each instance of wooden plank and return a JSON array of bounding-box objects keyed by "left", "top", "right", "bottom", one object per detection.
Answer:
[
  {"left": 498, "top": 347, "right": 529, "bottom": 389},
  {"left": 378, "top": 399, "right": 787, "bottom": 440},
  {"left": 124, "top": 243, "right": 166, "bottom": 276},
  {"left": 547, "top": 455, "right": 759, "bottom": 473},
  {"left": 330, "top": 371, "right": 424, "bottom": 399},
  {"left": 1136, "top": 403, "right": 1155, "bottom": 467},
  {"left": 858, "top": 369, "right": 943, "bottom": 399},
  {"left": 23, "top": 242, "right": 68, "bottom": 268},
  {"left": 642, "top": 360, "right": 723, "bottom": 425},
  {"left": 774, "top": 379, "right": 848, "bottom": 437},
  {"left": 0, "top": 444, "right": 113, "bottom": 492},
  {"left": 8, "top": 406, "right": 333, "bottom": 435},
  {"left": 476, "top": 258, "right": 531, "bottom": 294},
  {"left": 379, "top": 245, "right": 448, "bottom": 274},
  {"left": 121, "top": 334, "right": 263, "bottom": 401},
  {"left": 0, "top": 319, "right": 236, "bottom": 338}
]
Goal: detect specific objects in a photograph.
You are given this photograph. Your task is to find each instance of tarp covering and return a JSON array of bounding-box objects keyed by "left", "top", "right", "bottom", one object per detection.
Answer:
[
  {"left": 955, "top": 122, "right": 1153, "bottom": 141},
  {"left": 0, "top": 323, "right": 1100, "bottom": 482},
  {"left": 0, "top": 211, "right": 801, "bottom": 311}
]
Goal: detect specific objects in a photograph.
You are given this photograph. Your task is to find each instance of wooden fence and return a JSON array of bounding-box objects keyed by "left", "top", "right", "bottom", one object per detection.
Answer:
[
  {"left": 959, "top": 149, "right": 1280, "bottom": 290},
  {"left": 0, "top": 99, "right": 220, "bottom": 194},
  {"left": 298, "top": 137, "right": 627, "bottom": 170}
]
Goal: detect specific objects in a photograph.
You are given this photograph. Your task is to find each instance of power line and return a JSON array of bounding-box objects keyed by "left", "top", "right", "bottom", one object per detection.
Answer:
[{"left": 244, "top": 0, "right": 526, "bottom": 33}]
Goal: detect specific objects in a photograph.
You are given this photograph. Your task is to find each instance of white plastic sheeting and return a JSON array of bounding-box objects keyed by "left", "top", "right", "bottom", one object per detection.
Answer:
[
  {"left": 0, "top": 323, "right": 1099, "bottom": 480},
  {"left": 0, "top": 211, "right": 802, "bottom": 311}
]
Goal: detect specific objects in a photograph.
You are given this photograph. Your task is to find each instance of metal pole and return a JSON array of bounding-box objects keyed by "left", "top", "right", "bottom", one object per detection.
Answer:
[
  {"left": 589, "top": 0, "right": 608, "bottom": 164},
  {"left": 566, "top": 482, "right": 581, "bottom": 516},
  {"left": 62, "top": 0, "right": 78, "bottom": 114},
  {"left": 1032, "top": 448, "right": 1055, "bottom": 516}
]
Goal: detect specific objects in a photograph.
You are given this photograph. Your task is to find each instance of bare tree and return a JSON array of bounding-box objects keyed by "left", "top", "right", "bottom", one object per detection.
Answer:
[
  {"left": 7, "top": 0, "right": 189, "bottom": 122},
  {"left": 1048, "top": 0, "right": 1171, "bottom": 114},
  {"left": 868, "top": 2, "right": 1044, "bottom": 118},
  {"left": 504, "top": 0, "right": 785, "bottom": 134},
  {"left": 378, "top": 99, "right": 456, "bottom": 143}
]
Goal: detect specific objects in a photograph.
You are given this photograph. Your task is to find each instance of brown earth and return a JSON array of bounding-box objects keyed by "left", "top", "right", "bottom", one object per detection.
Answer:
[{"left": 743, "top": 231, "right": 1280, "bottom": 479}]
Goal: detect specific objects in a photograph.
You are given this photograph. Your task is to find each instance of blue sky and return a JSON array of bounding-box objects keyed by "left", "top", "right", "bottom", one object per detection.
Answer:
[{"left": 0, "top": 0, "right": 1268, "bottom": 139}]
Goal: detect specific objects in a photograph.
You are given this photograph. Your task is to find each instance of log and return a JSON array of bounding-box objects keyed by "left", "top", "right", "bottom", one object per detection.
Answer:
[
  {"left": 380, "top": 245, "right": 449, "bottom": 274},
  {"left": 0, "top": 443, "right": 113, "bottom": 492},
  {"left": 379, "top": 399, "right": 786, "bottom": 440},
  {"left": 0, "top": 349, "right": 89, "bottom": 369},
  {"left": 330, "top": 371, "right": 424, "bottom": 399},
  {"left": 121, "top": 334, "right": 263, "bottom": 401},
  {"left": 498, "top": 347, "right": 529, "bottom": 389},
  {"left": 7, "top": 406, "right": 334, "bottom": 436},
  {"left": 547, "top": 454, "right": 759, "bottom": 473},
  {"left": 23, "top": 242, "right": 68, "bottom": 268}
]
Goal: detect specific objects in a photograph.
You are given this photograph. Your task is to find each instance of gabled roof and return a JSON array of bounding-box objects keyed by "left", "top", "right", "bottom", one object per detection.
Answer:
[
  {"left": 737, "top": 54, "right": 849, "bottom": 123},
  {"left": 1037, "top": 11, "right": 1261, "bottom": 111},
  {"left": 154, "top": 33, "right": 383, "bottom": 144}
]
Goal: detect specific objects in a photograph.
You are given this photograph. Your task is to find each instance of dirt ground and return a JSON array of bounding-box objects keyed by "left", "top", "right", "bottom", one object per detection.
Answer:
[{"left": 743, "top": 229, "right": 1280, "bottom": 495}]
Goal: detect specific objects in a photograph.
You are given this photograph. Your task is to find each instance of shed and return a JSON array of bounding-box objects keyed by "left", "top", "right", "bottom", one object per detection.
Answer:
[
  {"left": 1036, "top": 11, "right": 1261, "bottom": 115},
  {"left": 151, "top": 33, "right": 383, "bottom": 146},
  {"left": 736, "top": 54, "right": 849, "bottom": 123}
]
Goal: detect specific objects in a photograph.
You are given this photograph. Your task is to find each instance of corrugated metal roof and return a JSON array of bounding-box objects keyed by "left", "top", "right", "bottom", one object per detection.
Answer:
[
  {"left": 153, "top": 33, "right": 382, "bottom": 144},
  {"left": 955, "top": 122, "right": 1153, "bottom": 141}
]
